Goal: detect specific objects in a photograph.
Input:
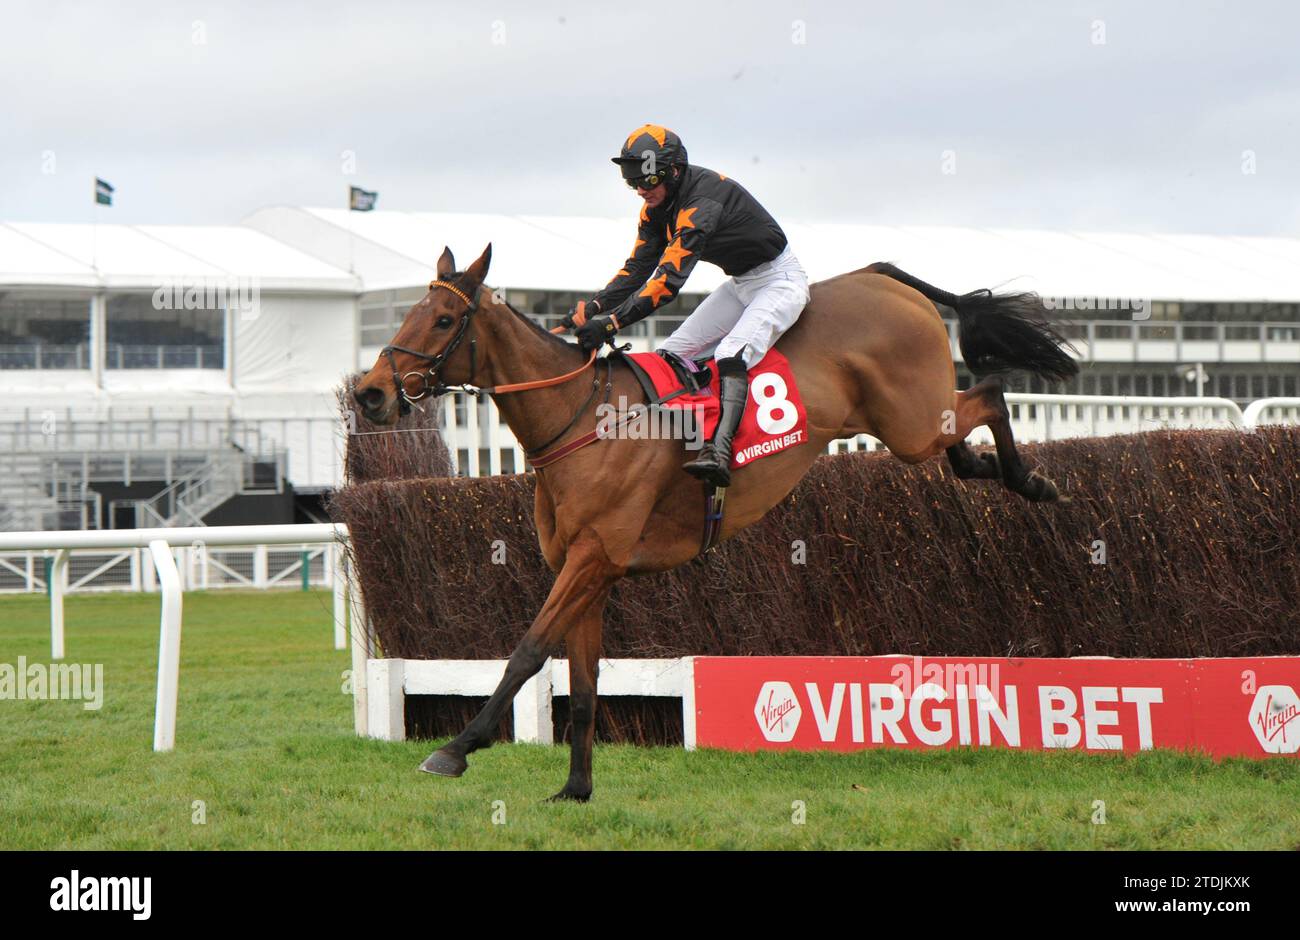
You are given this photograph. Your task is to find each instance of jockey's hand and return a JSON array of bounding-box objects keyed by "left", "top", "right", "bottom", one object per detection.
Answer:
[
  {"left": 561, "top": 299, "right": 600, "bottom": 331},
  {"left": 575, "top": 314, "right": 617, "bottom": 350}
]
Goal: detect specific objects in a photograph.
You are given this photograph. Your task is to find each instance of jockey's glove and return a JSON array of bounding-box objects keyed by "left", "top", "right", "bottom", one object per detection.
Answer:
[
  {"left": 561, "top": 299, "right": 601, "bottom": 330},
  {"left": 575, "top": 313, "right": 618, "bottom": 350}
]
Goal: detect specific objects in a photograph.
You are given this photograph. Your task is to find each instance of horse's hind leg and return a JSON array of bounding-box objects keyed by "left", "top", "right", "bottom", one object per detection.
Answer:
[
  {"left": 971, "top": 377, "right": 1065, "bottom": 503},
  {"left": 940, "top": 378, "right": 1003, "bottom": 479},
  {"left": 945, "top": 441, "right": 1001, "bottom": 480}
]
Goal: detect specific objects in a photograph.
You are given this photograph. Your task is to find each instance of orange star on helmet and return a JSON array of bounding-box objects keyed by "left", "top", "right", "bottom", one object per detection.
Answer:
[
  {"left": 675, "top": 206, "right": 698, "bottom": 231},
  {"left": 639, "top": 273, "right": 673, "bottom": 307},
  {"left": 625, "top": 124, "right": 668, "bottom": 149},
  {"left": 659, "top": 237, "right": 693, "bottom": 272}
]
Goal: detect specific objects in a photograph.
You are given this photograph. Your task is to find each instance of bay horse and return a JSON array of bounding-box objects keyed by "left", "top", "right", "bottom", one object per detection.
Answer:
[{"left": 352, "top": 244, "right": 1077, "bottom": 801}]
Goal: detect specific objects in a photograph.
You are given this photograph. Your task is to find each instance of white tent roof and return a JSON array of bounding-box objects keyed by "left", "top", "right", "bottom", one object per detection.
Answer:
[
  {"left": 244, "top": 206, "right": 657, "bottom": 294},
  {"left": 6, "top": 210, "right": 1300, "bottom": 304},
  {"left": 0, "top": 222, "right": 356, "bottom": 292},
  {"left": 242, "top": 207, "right": 1300, "bottom": 303}
]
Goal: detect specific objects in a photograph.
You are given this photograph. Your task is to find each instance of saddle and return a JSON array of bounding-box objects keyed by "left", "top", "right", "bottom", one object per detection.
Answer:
[
  {"left": 614, "top": 349, "right": 713, "bottom": 404},
  {"left": 608, "top": 346, "right": 809, "bottom": 554},
  {"left": 611, "top": 347, "right": 808, "bottom": 464}
]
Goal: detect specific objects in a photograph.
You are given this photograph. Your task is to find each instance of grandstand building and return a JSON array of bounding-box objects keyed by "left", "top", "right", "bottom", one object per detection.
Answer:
[{"left": 3, "top": 207, "right": 1300, "bottom": 529}]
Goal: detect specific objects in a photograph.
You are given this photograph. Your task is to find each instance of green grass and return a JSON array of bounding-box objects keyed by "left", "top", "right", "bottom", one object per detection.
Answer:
[{"left": 1, "top": 589, "right": 1297, "bottom": 850}]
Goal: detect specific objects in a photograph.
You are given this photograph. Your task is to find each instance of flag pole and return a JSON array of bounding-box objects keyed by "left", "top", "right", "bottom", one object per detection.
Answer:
[
  {"left": 347, "top": 186, "right": 355, "bottom": 275},
  {"left": 91, "top": 177, "right": 99, "bottom": 274}
]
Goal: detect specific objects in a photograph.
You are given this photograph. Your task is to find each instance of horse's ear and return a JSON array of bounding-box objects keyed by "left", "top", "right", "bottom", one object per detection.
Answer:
[
  {"left": 436, "top": 247, "right": 455, "bottom": 278},
  {"left": 464, "top": 243, "right": 492, "bottom": 287}
]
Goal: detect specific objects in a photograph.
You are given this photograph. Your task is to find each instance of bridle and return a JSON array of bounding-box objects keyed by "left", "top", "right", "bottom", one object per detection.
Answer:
[
  {"left": 380, "top": 278, "right": 601, "bottom": 437},
  {"left": 381, "top": 279, "right": 485, "bottom": 414}
]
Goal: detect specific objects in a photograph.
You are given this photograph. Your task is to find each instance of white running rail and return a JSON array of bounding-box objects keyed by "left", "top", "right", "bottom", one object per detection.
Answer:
[
  {"left": 1243, "top": 397, "right": 1300, "bottom": 428},
  {"left": 0, "top": 524, "right": 364, "bottom": 753}
]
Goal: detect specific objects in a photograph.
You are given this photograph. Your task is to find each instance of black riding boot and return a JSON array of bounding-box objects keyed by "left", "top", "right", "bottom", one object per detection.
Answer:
[{"left": 682, "top": 355, "right": 749, "bottom": 487}]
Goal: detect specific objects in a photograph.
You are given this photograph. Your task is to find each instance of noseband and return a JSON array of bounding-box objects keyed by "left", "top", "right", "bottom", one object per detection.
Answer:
[{"left": 381, "top": 279, "right": 481, "bottom": 415}]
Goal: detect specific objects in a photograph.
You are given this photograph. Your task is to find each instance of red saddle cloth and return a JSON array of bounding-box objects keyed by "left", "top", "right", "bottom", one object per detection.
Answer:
[{"left": 625, "top": 349, "right": 809, "bottom": 468}]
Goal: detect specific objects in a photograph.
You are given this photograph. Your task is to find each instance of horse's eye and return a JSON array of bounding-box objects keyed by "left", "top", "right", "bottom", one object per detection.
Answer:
[{"left": 436, "top": 315, "right": 454, "bottom": 329}]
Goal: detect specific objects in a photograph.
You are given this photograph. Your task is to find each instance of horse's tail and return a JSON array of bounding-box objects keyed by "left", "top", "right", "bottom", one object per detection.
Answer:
[{"left": 867, "top": 262, "right": 1079, "bottom": 383}]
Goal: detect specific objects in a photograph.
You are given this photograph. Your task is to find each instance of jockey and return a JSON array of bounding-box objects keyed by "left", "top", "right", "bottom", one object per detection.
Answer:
[{"left": 567, "top": 124, "right": 810, "bottom": 487}]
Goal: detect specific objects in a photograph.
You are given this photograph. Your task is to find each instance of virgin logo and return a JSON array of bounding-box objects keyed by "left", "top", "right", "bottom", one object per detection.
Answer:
[
  {"left": 1248, "top": 685, "right": 1300, "bottom": 754},
  {"left": 754, "top": 681, "right": 801, "bottom": 742}
]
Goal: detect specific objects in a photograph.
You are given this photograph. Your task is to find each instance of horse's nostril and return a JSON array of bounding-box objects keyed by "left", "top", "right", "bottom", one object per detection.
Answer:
[{"left": 355, "top": 386, "right": 386, "bottom": 412}]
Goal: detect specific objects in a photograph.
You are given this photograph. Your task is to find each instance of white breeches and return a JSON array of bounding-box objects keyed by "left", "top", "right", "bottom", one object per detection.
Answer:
[{"left": 657, "top": 246, "right": 810, "bottom": 368}]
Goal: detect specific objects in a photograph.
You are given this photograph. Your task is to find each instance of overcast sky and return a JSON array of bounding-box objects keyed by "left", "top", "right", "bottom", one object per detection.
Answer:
[{"left": 3, "top": 0, "right": 1298, "bottom": 235}]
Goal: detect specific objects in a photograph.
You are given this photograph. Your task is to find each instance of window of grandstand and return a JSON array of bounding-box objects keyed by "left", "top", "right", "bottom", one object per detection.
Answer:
[
  {"left": 105, "top": 294, "right": 224, "bottom": 369},
  {"left": 360, "top": 288, "right": 428, "bottom": 346},
  {"left": 0, "top": 293, "right": 92, "bottom": 369},
  {"left": 1054, "top": 301, "right": 1300, "bottom": 322}
]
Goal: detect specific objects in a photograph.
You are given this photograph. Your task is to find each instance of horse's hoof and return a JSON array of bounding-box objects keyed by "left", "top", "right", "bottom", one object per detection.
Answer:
[
  {"left": 1021, "top": 472, "right": 1059, "bottom": 503},
  {"left": 544, "top": 788, "right": 591, "bottom": 803},
  {"left": 419, "top": 749, "right": 467, "bottom": 777}
]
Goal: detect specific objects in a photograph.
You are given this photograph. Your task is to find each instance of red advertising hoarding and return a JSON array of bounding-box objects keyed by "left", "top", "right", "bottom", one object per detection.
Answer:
[{"left": 692, "top": 656, "right": 1300, "bottom": 759}]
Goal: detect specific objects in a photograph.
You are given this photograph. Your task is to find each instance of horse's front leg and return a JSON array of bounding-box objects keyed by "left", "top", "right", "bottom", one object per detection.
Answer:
[
  {"left": 419, "top": 537, "right": 619, "bottom": 779},
  {"left": 547, "top": 590, "right": 611, "bottom": 802}
]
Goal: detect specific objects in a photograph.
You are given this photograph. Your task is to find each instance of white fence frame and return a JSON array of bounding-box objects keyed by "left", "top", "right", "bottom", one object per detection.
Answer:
[
  {"left": 0, "top": 524, "right": 365, "bottom": 753},
  {"left": 365, "top": 657, "right": 697, "bottom": 748},
  {"left": 0, "top": 543, "right": 336, "bottom": 595},
  {"left": 1242, "top": 397, "right": 1300, "bottom": 427}
]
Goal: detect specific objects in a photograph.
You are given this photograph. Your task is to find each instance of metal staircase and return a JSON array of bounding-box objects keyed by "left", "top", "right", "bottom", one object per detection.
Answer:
[{"left": 132, "top": 450, "right": 249, "bottom": 528}]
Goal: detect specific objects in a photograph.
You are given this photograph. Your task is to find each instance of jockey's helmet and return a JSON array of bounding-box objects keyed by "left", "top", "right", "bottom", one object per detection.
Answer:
[{"left": 612, "top": 125, "right": 688, "bottom": 188}]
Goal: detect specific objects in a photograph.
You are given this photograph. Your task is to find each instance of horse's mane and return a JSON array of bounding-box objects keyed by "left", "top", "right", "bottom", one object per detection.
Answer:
[
  {"left": 504, "top": 300, "right": 577, "bottom": 350},
  {"left": 446, "top": 271, "right": 578, "bottom": 351}
]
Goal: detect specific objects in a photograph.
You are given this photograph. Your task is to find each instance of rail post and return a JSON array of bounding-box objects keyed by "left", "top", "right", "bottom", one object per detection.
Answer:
[
  {"left": 149, "top": 539, "right": 183, "bottom": 752},
  {"left": 347, "top": 555, "right": 370, "bottom": 736},
  {"left": 49, "top": 548, "right": 69, "bottom": 659},
  {"left": 330, "top": 542, "right": 347, "bottom": 650}
]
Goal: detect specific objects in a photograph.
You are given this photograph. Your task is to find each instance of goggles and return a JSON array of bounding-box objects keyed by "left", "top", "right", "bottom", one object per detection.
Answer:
[{"left": 626, "top": 170, "right": 670, "bottom": 190}]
